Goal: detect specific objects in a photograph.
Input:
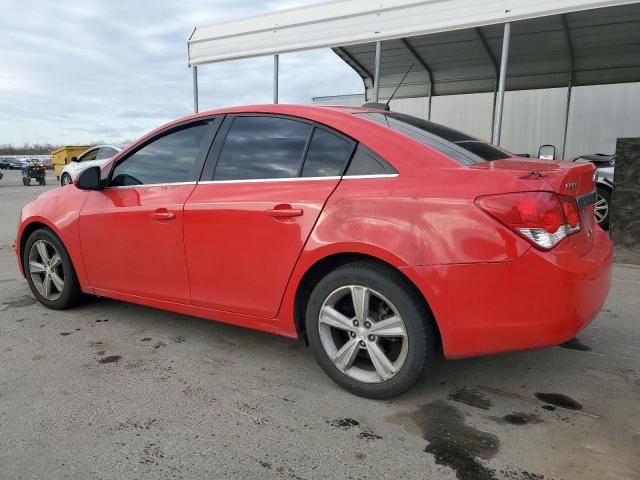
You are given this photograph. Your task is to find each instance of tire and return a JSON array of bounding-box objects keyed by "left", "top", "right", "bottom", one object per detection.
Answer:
[
  {"left": 40, "top": 177, "right": 46, "bottom": 186},
  {"left": 61, "top": 173, "right": 72, "bottom": 186},
  {"left": 22, "top": 228, "right": 84, "bottom": 310},
  {"left": 595, "top": 185, "right": 611, "bottom": 230},
  {"left": 306, "top": 261, "right": 437, "bottom": 399},
  {"left": 22, "top": 177, "right": 28, "bottom": 186}
]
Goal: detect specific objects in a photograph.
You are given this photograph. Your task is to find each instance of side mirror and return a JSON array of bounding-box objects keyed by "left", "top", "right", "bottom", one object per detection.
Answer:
[
  {"left": 75, "top": 166, "right": 104, "bottom": 190},
  {"left": 70, "top": 156, "right": 79, "bottom": 162}
]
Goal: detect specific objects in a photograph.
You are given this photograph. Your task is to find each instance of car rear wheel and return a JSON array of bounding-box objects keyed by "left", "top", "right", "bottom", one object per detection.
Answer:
[
  {"left": 23, "top": 228, "right": 84, "bottom": 309},
  {"left": 595, "top": 185, "right": 611, "bottom": 230},
  {"left": 306, "top": 261, "right": 437, "bottom": 399},
  {"left": 61, "top": 173, "right": 72, "bottom": 186}
]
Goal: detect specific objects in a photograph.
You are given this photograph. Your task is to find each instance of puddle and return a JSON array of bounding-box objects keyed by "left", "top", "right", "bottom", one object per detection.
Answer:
[
  {"left": 358, "top": 431, "right": 383, "bottom": 441},
  {"left": 449, "top": 387, "right": 492, "bottom": 410},
  {"left": 495, "top": 413, "right": 543, "bottom": 426},
  {"left": 559, "top": 338, "right": 591, "bottom": 351},
  {"left": 3, "top": 296, "right": 37, "bottom": 308},
  {"left": 534, "top": 393, "right": 582, "bottom": 410},
  {"left": 98, "top": 355, "right": 122, "bottom": 364},
  {"left": 390, "top": 401, "right": 499, "bottom": 480},
  {"left": 329, "top": 418, "right": 360, "bottom": 430}
]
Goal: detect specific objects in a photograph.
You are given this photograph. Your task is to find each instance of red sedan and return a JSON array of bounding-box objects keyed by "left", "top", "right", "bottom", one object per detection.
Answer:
[{"left": 16, "top": 105, "right": 612, "bottom": 398}]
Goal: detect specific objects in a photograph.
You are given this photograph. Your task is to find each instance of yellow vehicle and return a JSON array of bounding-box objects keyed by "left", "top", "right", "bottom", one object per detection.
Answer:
[{"left": 51, "top": 146, "right": 90, "bottom": 179}]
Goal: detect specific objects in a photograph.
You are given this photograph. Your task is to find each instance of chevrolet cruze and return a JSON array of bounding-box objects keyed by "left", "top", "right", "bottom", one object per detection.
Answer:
[{"left": 16, "top": 105, "right": 612, "bottom": 398}]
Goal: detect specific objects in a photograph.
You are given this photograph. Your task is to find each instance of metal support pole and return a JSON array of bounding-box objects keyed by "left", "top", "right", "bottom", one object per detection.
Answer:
[
  {"left": 427, "top": 83, "right": 433, "bottom": 120},
  {"left": 192, "top": 65, "right": 199, "bottom": 113},
  {"left": 373, "top": 41, "right": 381, "bottom": 103},
  {"left": 560, "top": 82, "right": 572, "bottom": 159},
  {"left": 492, "top": 22, "right": 511, "bottom": 145},
  {"left": 273, "top": 55, "right": 279, "bottom": 104},
  {"left": 490, "top": 81, "right": 498, "bottom": 141}
]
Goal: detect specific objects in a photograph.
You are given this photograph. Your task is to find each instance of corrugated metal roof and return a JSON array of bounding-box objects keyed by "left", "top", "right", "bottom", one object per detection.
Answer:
[{"left": 335, "top": 3, "right": 640, "bottom": 97}]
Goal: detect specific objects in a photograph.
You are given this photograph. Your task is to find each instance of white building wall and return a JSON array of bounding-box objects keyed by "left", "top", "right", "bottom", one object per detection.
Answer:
[{"left": 312, "top": 82, "right": 640, "bottom": 159}]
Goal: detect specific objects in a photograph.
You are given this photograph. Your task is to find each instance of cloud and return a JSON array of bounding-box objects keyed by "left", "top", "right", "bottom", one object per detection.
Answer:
[{"left": 0, "top": 0, "right": 363, "bottom": 144}]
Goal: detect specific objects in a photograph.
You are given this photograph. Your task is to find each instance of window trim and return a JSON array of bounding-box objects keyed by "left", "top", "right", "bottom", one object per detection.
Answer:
[{"left": 105, "top": 116, "right": 222, "bottom": 188}]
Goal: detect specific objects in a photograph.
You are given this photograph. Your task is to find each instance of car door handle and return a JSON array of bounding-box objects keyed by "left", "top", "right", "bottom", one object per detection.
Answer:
[
  {"left": 265, "top": 206, "right": 303, "bottom": 218},
  {"left": 151, "top": 209, "right": 175, "bottom": 221}
]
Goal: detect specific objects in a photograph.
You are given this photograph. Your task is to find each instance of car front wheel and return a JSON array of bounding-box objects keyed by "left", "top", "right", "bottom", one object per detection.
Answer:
[
  {"left": 306, "top": 261, "right": 437, "bottom": 399},
  {"left": 61, "top": 173, "right": 72, "bottom": 186},
  {"left": 23, "top": 228, "right": 84, "bottom": 309}
]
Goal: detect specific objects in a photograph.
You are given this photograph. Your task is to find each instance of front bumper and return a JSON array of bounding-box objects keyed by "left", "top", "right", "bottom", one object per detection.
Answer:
[{"left": 407, "top": 228, "right": 613, "bottom": 358}]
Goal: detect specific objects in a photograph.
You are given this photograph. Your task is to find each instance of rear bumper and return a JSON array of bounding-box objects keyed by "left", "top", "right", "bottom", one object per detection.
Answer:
[{"left": 407, "top": 228, "right": 613, "bottom": 358}]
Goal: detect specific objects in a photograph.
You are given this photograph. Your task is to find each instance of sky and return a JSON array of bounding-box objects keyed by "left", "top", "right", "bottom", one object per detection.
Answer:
[{"left": 0, "top": 0, "right": 363, "bottom": 145}]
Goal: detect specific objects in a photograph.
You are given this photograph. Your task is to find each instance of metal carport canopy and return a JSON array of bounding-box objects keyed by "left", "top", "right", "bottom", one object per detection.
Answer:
[{"left": 187, "top": 0, "right": 640, "bottom": 150}]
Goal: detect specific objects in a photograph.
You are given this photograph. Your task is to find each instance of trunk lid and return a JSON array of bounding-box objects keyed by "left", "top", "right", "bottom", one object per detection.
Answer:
[{"left": 471, "top": 158, "right": 597, "bottom": 255}]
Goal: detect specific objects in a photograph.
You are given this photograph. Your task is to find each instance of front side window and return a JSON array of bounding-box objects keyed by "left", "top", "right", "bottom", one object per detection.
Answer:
[
  {"left": 214, "top": 116, "right": 311, "bottom": 181},
  {"left": 356, "top": 112, "right": 510, "bottom": 165},
  {"left": 301, "top": 128, "right": 354, "bottom": 177},
  {"left": 96, "top": 147, "right": 118, "bottom": 160},
  {"left": 110, "top": 123, "right": 209, "bottom": 186},
  {"left": 80, "top": 149, "right": 99, "bottom": 162}
]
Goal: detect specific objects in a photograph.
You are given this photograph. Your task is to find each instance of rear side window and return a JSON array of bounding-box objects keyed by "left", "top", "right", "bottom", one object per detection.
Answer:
[
  {"left": 111, "top": 123, "right": 209, "bottom": 186},
  {"left": 345, "top": 146, "right": 397, "bottom": 176},
  {"left": 356, "top": 112, "right": 510, "bottom": 165},
  {"left": 301, "top": 128, "right": 354, "bottom": 177},
  {"left": 214, "top": 116, "right": 311, "bottom": 181}
]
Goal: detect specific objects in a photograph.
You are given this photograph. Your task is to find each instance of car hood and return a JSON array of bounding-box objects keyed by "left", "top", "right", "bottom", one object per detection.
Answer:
[{"left": 37, "top": 186, "right": 68, "bottom": 200}]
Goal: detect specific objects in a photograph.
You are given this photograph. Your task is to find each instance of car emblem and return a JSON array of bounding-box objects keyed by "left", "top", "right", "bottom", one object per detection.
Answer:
[{"left": 565, "top": 181, "right": 579, "bottom": 190}]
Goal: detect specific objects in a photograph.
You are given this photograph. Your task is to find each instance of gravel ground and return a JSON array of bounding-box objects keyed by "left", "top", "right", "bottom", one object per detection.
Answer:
[{"left": 1, "top": 169, "right": 639, "bottom": 480}]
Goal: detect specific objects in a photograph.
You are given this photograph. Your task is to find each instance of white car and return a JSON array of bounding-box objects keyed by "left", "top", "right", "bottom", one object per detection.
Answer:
[{"left": 59, "top": 145, "right": 124, "bottom": 186}]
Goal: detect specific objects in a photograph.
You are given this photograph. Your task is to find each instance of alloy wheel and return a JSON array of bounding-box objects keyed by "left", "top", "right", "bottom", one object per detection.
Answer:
[
  {"left": 61, "top": 174, "right": 72, "bottom": 185},
  {"left": 28, "top": 240, "right": 65, "bottom": 301},
  {"left": 318, "top": 285, "right": 409, "bottom": 383},
  {"left": 594, "top": 193, "right": 609, "bottom": 224}
]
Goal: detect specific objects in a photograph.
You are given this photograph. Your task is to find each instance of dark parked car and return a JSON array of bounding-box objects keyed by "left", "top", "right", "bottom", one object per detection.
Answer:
[{"left": 9, "top": 158, "right": 27, "bottom": 170}]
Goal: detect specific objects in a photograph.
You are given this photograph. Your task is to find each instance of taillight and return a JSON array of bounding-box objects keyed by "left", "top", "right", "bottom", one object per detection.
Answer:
[{"left": 476, "top": 192, "right": 581, "bottom": 250}]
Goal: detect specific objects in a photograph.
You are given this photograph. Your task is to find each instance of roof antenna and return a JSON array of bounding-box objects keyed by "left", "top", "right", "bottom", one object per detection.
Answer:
[
  {"left": 386, "top": 62, "right": 415, "bottom": 108},
  {"left": 362, "top": 62, "right": 414, "bottom": 111}
]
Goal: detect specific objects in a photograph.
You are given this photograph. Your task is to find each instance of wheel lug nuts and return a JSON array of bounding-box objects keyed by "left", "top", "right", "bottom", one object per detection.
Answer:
[
  {"left": 359, "top": 340, "right": 366, "bottom": 347},
  {"left": 368, "top": 335, "right": 376, "bottom": 342},
  {"left": 364, "top": 321, "right": 371, "bottom": 328},
  {"left": 353, "top": 320, "right": 359, "bottom": 327},
  {"left": 349, "top": 331, "right": 356, "bottom": 338}
]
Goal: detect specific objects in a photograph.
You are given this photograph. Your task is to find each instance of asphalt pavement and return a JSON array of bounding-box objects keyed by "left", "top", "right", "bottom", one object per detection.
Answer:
[{"left": 1, "top": 168, "right": 639, "bottom": 480}]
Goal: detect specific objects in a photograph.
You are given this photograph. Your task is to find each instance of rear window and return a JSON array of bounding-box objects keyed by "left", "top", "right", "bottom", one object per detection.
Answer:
[{"left": 355, "top": 112, "right": 510, "bottom": 165}]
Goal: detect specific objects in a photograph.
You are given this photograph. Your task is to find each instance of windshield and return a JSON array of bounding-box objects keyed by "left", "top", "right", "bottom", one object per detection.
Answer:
[{"left": 355, "top": 111, "right": 511, "bottom": 165}]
